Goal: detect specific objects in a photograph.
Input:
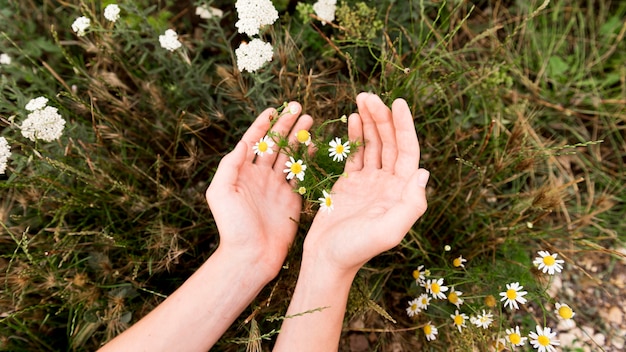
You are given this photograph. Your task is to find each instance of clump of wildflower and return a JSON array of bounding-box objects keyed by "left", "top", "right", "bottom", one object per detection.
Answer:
[
  {"left": 406, "top": 298, "right": 420, "bottom": 317},
  {"left": 447, "top": 287, "right": 464, "bottom": 308},
  {"left": 253, "top": 135, "right": 275, "bottom": 157},
  {"left": 104, "top": 4, "right": 120, "bottom": 22},
  {"left": 425, "top": 278, "right": 448, "bottom": 300},
  {"left": 423, "top": 321, "right": 438, "bottom": 341},
  {"left": 159, "top": 29, "right": 183, "bottom": 52},
  {"left": 318, "top": 190, "right": 334, "bottom": 213},
  {"left": 313, "top": 0, "right": 337, "bottom": 25},
  {"left": 452, "top": 255, "right": 467, "bottom": 268},
  {"left": 0, "top": 53, "right": 11, "bottom": 65},
  {"left": 416, "top": 293, "right": 431, "bottom": 311},
  {"left": 234, "top": 0, "right": 278, "bottom": 36},
  {"left": 499, "top": 282, "right": 528, "bottom": 310},
  {"left": 284, "top": 157, "right": 306, "bottom": 181},
  {"left": 471, "top": 310, "right": 493, "bottom": 329},
  {"left": 450, "top": 310, "right": 468, "bottom": 332},
  {"left": 528, "top": 325, "right": 559, "bottom": 352},
  {"left": 412, "top": 265, "right": 428, "bottom": 285},
  {"left": 71, "top": 16, "right": 91, "bottom": 36},
  {"left": 0, "top": 137, "right": 11, "bottom": 174},
  {"left": 328, "top": 137, "right": 350, "bottom": 162},
  {"left": 295, "top": 129, "right": 311, "bottom": 146},
  {"left": 21, "top": 106, "right": 66, "bottom": 142},
  {"left": 506, "top": 326, "right": 527, "bottom": 347},
  {"left": 196, "top": 4, "right": 223, "bottom": 19},
  {"left": 533, "top": 250, "right": 564, "bottom": 275},
  {"left": 25, "top": 97, "right": 49, "bottom": 112},
  {"left": 235, "top": 38, "right": 274, "bottom": 73}
]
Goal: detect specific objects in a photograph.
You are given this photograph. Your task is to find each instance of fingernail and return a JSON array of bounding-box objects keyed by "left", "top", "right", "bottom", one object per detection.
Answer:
[
  {"left": 288, "top": 103, "right": 299, "bottom": 115},
  {"left": 416, "top": 170, "right": 430, "bottom": 188}
]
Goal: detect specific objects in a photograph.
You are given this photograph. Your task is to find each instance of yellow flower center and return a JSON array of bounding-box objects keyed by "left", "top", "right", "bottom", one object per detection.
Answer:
[
  {"left": 448, "top": 292, "right": 458, "bottom": 304},
  {"left": 290, "top": 163, "right": 302, "bottom": 174},
  {"left": 335, "top": 144, "right": 344, "bottom": 154},
  {"left": 537, "top": 335, "right": 550, "bottom": 346},
  {"left": 509, "top": 333, "right": 521, "bottom": 345},
  {"left": 431, "top": 283, "right": 440, "bottom": 293},
  {"left": 423, "top": 325, "right": 432, "bottom": 335},
  {"left": 506, "top": 289, "right": 517, "bottom": 300},
  {"left": 558, "top": 305, "right": 573, "bottom": 319},
  {"left": 325, "top": 196, "right": 332, "bottom": 207},
  {"left": 421, "top": 297, "right": 428, "bottom": 305},
  {"left": 412, "top": 270, "right": 421, "bottom": 280},
  {"left": 296, "top": 130, "right": 310, "bottom": 143},
  {"left": 543, "top": 255, "right": 556, "bottom": 266},
  {"left": 257, "top": 141, "right": 268, "bottom": 152},
  {"left": 411, "top": 303, "right": 417, "bottom": 311},
  {"left": 454, "top": 315, "right": 464, "bottom": 325},
  {"left": 453, "top": 258, "right": 462, "bottom": 267}
]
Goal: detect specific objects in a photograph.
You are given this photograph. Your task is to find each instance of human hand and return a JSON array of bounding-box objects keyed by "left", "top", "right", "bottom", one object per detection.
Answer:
[
  {"left": 303, "top": 93, "right": 429, "bottom": 275},
  {"left": 206, "top": 103, "right": 313, "bottom": 279}
]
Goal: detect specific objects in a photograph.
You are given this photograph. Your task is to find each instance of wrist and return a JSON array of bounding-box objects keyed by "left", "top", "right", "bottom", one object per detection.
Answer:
[{"left": 211, "top": 245, "right": 278, "bottom": 286}]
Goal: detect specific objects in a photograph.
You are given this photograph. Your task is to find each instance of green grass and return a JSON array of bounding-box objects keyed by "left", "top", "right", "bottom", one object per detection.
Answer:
[{"left": 1, "top": 0, "right": 625, "bottom": 350}]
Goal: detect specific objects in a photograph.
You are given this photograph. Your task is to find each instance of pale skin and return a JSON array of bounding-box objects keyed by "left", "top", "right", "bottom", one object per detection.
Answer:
[
  {"left": 273, "top": 92, "right": 429, "bottom": 350},
  {"left": 99, "top": 93, "right": 429, "bottom": 351}
]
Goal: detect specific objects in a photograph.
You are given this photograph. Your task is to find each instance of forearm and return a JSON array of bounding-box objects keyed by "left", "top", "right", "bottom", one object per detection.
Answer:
[
  {"left": 99, "top": 247, "right": 272, "bottom": 352},
  {"left": 274, "top": 252, "right": 358, "bottom": 351}
]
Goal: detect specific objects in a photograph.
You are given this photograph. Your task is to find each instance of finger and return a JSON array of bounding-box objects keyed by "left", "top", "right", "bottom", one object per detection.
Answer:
[
  {"left": 241, "top": 107, "right": 276, "bottom": 163},
  {"left": 274, "top": 114, "right": 314, "bottom": 183},
  {"left": 365, "top": 94, "right": 397, "bottom": 173},
  {"left": 206, "top": 141, "right": 247, "bottom": 201},
  {"left": 344, "top": 113, "right": 363, "bottom": 173},
  {"left": 392, "top": 98, "right": 421, "bottom": 176},
  {"left": 256, "top": 102, "right": 302, "bottom": 168},
  {"left": 356, "top": 92, "right": 382, "bottom": 169}
]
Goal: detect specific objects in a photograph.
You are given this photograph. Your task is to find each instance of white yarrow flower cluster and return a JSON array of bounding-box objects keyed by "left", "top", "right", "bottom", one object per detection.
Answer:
[
  {"left": 235, "top": 38, "right": 274, "bottom": 73},
  {"left": 21, "top": 98, "right": 66, "bottom": 142},
  {"left": 159, "top": 29, "right": 183, "bottom": 52},
  {"left": 0, "top": 53, "right": 11, "bottom": 65},
  {"left": 196, "top": 5, "right": 223, "bottom": 19},
  {"left": 71, "top": 16, "right": 91, "bottom": 36},
  {"left": 235, "top": 0, "right": 278, "bottom": 36},
  {"left": 0, "top": 137, "right": 11, "bottom": 174},
  {"left": 104, "top": 4, "right": 121, "bottom": 22},
  {"left": 313, "top": 0, "right": 337, "bottom": 25}
]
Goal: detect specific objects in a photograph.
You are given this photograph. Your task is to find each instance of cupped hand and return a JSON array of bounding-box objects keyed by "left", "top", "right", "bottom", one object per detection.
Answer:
[
  {"left": 206, "top": 103, "right": 313, "bottom": 278},
  {"left": 304, "top": 93, "right": 430, "bottom": 274}
]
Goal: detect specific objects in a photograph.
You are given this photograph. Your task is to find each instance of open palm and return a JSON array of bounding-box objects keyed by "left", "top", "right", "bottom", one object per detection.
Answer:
[{"left": 304, "top": 93, "right": 429, "bottom": 273}]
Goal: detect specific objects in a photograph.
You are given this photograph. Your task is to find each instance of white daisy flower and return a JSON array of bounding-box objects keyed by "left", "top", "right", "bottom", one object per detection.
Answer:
[
  {"left": 295, "top": 129, "right": 311, "bottom": 146},
  {"left": 235, "top": 38, "right": 274, "bottom": 73},
  {"left": 506, "top": 326, "right": 527, "bottom": 347},
  {"left": 412, "top": 265, "right": 428, "bottom": 285},
  {"left": 450, "top": 310, "right": 468, "bottom": 333},
  {"left": 423, "top": 321, "right": 438, "bottom": 341},
  {"left": 499, "top": 282, "right": 528, "bottom": 310},
  {"left": 318, "top": 190, "right": 333, "bottom": 213},
  {"left": 104, "top": 4, "right": 120, "bottom": 22},
  {"left": 555, "top": 302, "right": 575, "bottom": 328},
  {"left": 533, "top": 250, "right": 564, "bottom": 275},
  {"left": 406, "top": 298, "right": 420, "bottom": 317},
  {"left": 313, "top": 0, "right": 337, "bottom": 25},
  {"left": 0, "top": 137, "right": 11, "bottom": 174},
  {"left": 528, "top": 325, "right": 559, "bottom": 352},
  {"left": 252, "top": 135, "right": 275, "bottom": 157},
  {"left": 425, "top": 278, "right": 449, "bottom": 300},
  {"left": 297, "top": 186, "right": 307, "bottom": 195},
  {"left": 453, "top": 255, "right": 467, "bottom": 268},
  {"left": 283, "top": 156, "right": 306, "bottom": 181},
  {"left": 159, "top": 29, "right": 183, "bottom": 52},
  {"left": 328, "top": 137, "right": 350, "bottom": 162},
  {"left": 71, "top": 16, "right": 91, "bottom": 36},
  {"left": 0, "top": 53, "right": 11, "bottom": 65},
  {"left": 21, "top": 106, "right": 66, "bottom": 142},
  {"left": 416, "top": 293, "right": 431, "bottom": 311},
  {"left": 25, "top": 96, "right": 49, "bottom": 111},
  {"left": 471, "top": 310, "right": 493, "bottom": 329},
  {"left": 447, "top": 287, "right": 464, "bottom": 308}
]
